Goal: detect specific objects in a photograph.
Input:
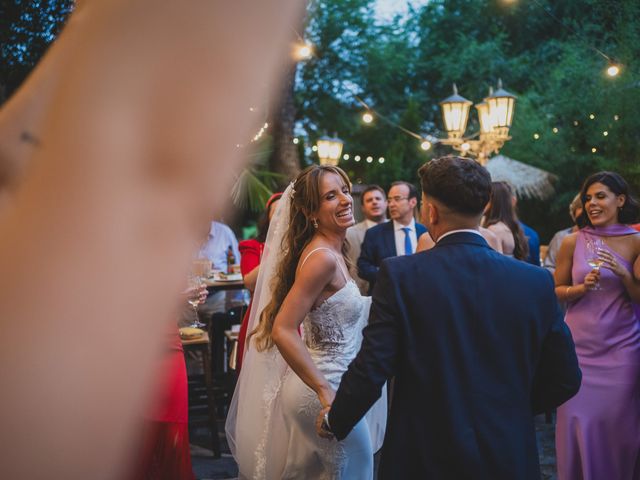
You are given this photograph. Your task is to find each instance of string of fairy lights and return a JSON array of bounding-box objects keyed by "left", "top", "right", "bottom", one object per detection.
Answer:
[{"left": 239, "top": 2, "right": 626, "bottom": 160}]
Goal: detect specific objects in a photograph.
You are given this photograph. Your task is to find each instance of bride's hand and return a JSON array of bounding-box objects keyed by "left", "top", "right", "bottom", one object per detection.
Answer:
[{"left": 317, "top": 384, "right": 336, "bottom": 408}]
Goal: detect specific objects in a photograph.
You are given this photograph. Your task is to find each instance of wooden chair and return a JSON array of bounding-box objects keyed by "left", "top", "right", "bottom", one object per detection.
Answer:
[{"left": 182, "top": 332, "right": 222, "bottom": 458}]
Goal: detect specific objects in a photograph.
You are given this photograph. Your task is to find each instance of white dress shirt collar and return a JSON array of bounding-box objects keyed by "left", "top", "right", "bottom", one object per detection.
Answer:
[{"left": 436, "top": 228, "right": 483, "bottom": 243}]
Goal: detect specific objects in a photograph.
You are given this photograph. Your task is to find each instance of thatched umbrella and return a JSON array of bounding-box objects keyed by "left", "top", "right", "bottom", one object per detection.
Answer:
[{"left": 485, "top": 155, "right": 557, "bottom": 200}]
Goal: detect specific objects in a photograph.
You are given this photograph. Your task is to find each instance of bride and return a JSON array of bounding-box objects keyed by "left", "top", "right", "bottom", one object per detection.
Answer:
[{"left": 226, "top": 164, "right": 386, "bottom": 479}]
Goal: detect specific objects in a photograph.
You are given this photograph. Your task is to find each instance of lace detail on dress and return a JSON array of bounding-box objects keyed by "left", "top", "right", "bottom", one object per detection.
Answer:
[{"left": 303, "top": 281, "right": 371, "bottom": 387}]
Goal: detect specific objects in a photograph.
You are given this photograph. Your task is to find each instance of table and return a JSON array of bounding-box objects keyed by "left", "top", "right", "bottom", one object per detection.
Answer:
[
  {"left": 203, "top": 276, "right": 244, "bottom": 291},
  {"left": 202, "top": 275, "right": 246, "bottom": 374}
]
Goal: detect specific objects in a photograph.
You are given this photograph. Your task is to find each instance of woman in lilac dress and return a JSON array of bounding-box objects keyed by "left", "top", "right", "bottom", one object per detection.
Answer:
[{"left": 554, "top": 171, "right": 640, "bottom": 479}]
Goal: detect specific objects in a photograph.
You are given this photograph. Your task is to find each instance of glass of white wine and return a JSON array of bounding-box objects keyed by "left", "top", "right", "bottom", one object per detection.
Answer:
[
  {"left": 585, "top": 238, "right": 605, "bottom": 290},
  {"left": 187, "top": 273, "right": 206, "bottom": 328}
]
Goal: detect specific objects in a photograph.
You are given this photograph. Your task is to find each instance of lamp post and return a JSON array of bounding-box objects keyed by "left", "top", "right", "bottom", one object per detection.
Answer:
[
  {"left": 438, "top": 80, "right": 516, "bottom": 165},
  {"left": 316, "top": 134, "right": 344, "bottom": 166}
]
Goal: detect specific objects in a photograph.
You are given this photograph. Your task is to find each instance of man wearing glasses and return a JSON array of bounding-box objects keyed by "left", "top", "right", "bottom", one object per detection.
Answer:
[{"left": 357, "top": 181, "right": 427, "bottom": 294}]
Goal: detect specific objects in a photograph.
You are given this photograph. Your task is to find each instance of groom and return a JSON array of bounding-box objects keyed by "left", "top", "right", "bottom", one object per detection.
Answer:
[{"left": 317, "top": 156, "right": 581, "bottom": 479}]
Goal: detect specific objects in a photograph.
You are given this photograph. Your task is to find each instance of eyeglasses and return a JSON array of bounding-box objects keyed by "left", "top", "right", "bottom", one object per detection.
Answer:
[{"left": 387, "top": 196, "right": 409, "bottom": 203}]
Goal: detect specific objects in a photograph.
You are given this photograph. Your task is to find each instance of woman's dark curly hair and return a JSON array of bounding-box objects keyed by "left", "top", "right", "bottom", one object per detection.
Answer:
[
  {"left": 577, "top": 171, "right": 640, "bottom": 228},
  {"left": 251, "top": 164, "right": 352, "bottom": 351}
]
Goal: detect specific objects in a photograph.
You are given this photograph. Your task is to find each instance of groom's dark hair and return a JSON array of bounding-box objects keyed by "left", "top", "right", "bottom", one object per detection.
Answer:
[{"left": 418, "top": 156, "right": 491, "bottom": 216}]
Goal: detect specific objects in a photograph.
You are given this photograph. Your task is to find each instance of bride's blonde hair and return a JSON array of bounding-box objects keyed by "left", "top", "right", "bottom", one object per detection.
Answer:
[{"left": 251, "top": 164, "right": 353, "bottom": 351}]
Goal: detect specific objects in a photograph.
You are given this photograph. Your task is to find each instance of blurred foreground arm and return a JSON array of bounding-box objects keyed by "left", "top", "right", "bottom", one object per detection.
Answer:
[{"left": 0, "top": 0, "right": 302, "bottom": 478}]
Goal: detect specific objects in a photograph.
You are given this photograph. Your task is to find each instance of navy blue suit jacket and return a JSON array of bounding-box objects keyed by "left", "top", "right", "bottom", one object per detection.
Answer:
[
  {"left": 330, "top": 232, "right": 580, "bottom": 479},
  {"left": 357, "top": 220, "right": 427, "bottom": 294}
]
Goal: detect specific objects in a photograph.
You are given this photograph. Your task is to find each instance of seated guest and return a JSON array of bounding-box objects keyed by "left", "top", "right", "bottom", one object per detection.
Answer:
[
  {"left": 198, "top": 220, "right": 240, "bottom": 273},
  {"left": 346, "top": 185, "right": 388, "bottom": 294},
  {"left": 194, "top": 220, "right": 241, "bottom": 321},
  {"left": 482, "top": 181, "right": 529, "bottom": 261},
  {"left": 235, "top": 192, "right": 282, "bottom": 372},
  {"left": 358, "top": 181, "right": 427, "bottom": 294},
  {"left": 192, "top": 220, "right": 242, "bottom": 374},
  {"left": 543, "top": 194, "right": 582, "bottom": 273}
]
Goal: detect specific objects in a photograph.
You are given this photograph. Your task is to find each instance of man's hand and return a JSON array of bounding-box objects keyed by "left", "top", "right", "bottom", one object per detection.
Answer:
[{"left": 315, "top": 406, "right": 334, "bottom": 439}]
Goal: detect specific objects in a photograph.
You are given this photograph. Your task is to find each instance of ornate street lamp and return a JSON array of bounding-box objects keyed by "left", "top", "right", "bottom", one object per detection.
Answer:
[
  {"left": 316, "top": 135, "right": 344, "bottom": 166},
  {"left": 439, "top": 84, "right": 473, "bottom": 139},
  {"left": 475, "top": 101, "right": 495, "bottom": 134},
  {"left": 438, "top": 80, "right": 517, "bottom": 165},
  {"left": 485, "top": 79, "right": 516, "bottom": 137}
]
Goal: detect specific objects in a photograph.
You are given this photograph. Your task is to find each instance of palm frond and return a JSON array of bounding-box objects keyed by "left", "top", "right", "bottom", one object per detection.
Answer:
[{"left": 231, "top": 168, "right": 285, "bottom": 212}]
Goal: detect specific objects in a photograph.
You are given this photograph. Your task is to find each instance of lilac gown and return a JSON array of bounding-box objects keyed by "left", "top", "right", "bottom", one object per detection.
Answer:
[{"left": 556, "top": 230, "right": 640, "bottom": 479}]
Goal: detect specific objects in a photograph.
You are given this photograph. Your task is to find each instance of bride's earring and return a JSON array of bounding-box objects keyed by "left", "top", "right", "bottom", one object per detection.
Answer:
[{"left": 312, "top": 218, "right": 318, "bottom": 229}]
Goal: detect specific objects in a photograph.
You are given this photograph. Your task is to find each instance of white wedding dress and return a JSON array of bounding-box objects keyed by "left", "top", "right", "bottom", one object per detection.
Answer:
[
  {"left": 278, "top": 248, "right": 377, "bottom": 479},
  {"left": 226, "top": 185, "right": 386, "bottom": 480}
]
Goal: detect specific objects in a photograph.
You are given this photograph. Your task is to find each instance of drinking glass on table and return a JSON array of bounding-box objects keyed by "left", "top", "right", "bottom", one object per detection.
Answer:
[
  {"left": 585, "top": 237, "right": 605, "bottom": 290},
  {"left": 186, "top": 259, "right": 211, "bottom": 327}
]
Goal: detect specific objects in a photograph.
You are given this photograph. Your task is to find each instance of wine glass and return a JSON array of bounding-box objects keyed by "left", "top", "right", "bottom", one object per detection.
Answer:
[
  {"left": 585, "top": 238, "right": 605, "bottom": 290},
  {"left": 187, "top": 273, "right": 206, "bottom": 328}
]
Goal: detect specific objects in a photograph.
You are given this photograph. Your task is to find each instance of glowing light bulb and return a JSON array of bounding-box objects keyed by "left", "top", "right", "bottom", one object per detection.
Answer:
[
  {"left": 292, "top": 138, "right": 299, "bottom": 144},
  {"left": 354, "top": 155, "right": 361, "bottom": 162},
  {"left": 378, "top": 157, "right": 385, "bottom": 164},
  {"left": 573, "top": 121, "right": 579, "bottom": 126},
  {"left": 533, "top": 133, "right": 540, "bottom": 140},
  {"left": 591, "top": 147, "right": 597, "bottom": 153},
  {"left": 343, "top": 154, "right": 349, "bottom": 160},
  {"left": 366, "top": 156, "right": 373, "bottom": 163},
  {"left": 294, "top": 42, "right": 313, "bottom": 61},
  {"left": 420, "top": 140, "right": 432, "bottom": 151},
  {"left": 614, "top": 115, "right": 620, "bottom": 121},
  {"left": 312, "top": 145, "right": 318, "bottom": 152},
  {"left": 603, "top": 131, "right": 608, "bottom": 136},
  {"left": 589, "top": 114, "right": 595, "bottom": 120},
  {"left": 552, "top": 127, "right": 558, "bottom": 134},
  {"left": 362, "top": 112, "right": 374, "bottom": 124},
  {"left": 607, "top": 65, "right": 620, "bottom": 77}
]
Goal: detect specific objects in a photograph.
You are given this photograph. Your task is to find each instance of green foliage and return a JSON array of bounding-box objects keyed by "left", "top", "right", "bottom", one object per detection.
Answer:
[
  {"left": 296, "top": 0, "right": 640, "bottom": 240},
  {"left": 0, "top": 0, "right": 73, "bottom": 100}
]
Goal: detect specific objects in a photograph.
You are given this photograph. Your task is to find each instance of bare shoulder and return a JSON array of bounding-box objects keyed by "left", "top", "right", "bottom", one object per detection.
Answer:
[
  {"left": 561, "top": 231, "right": 578, "bottom": 246},
  {"left": 297, "top": 245, "right": 338, "bottom": 280},
  {"left": 416, "top": 232, "right": 435, "bottom": 252},
  {"left": 479, "top": 226, "right": 498, "bottom": 241},
  {"left": 558, "top": 231, "right": 578, "bottom": 255}
]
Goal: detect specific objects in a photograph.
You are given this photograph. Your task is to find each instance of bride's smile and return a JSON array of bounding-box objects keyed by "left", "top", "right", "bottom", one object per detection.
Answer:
[{"left": 316, "top": 172, "right": 355, "bottom": 231}]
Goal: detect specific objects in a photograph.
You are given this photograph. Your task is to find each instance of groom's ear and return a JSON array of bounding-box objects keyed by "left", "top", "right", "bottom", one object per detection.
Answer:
[{"left": 428, "top": 202, "right": 439, "bottom": 225}]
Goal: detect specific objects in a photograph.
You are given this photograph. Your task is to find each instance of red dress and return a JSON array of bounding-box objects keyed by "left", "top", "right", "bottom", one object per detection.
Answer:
[
  {"left": 237, "top": 239, "right": 263, "bottom": 372},
  {"left": 129, "top": 332, "right": 195, "bottom": 480}
]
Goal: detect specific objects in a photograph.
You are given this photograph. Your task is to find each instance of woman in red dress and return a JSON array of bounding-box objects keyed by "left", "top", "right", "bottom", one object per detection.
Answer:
[
  {"left": 130, "top": 285, "right": 207, "bottom": 480},
  {"left": 236, "top": 192, "right": 282, "bottom": 372}
]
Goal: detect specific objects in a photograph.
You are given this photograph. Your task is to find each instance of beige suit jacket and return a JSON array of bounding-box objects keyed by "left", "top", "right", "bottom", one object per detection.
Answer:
[{"left": 346, "top": 220, "right": 371, "bottom": 295}]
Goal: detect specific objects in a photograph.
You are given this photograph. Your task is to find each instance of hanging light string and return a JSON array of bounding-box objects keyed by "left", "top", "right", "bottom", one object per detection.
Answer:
[
  {"left": 527, "top": 0, "right": 621, "bottom": 71},
  {"left": 353, "top": 94, "right": 431, "bottom": 142}
]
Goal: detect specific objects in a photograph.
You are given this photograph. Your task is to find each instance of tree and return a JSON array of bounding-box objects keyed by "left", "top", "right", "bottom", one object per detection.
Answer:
[
  {"left": 294, "top": 0, "right": 640, "bottom": 240},
  {"left": 0, "top": 0, "right": 73, "bottom": 102}
]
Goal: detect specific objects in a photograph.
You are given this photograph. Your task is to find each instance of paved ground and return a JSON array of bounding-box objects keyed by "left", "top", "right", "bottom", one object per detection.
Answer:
[{"left": 189, "top": 414, "right": 558, "bottom": 480}]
